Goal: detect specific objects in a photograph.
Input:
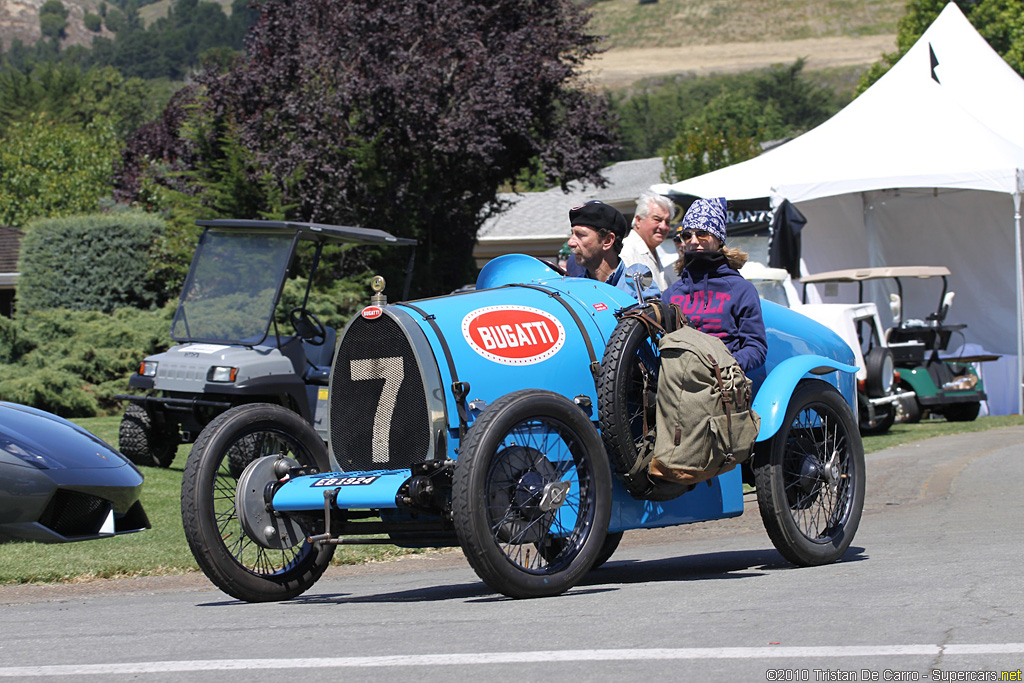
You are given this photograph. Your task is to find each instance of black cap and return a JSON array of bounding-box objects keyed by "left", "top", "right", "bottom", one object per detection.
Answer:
[{"left": 569, "top": 201, "right": 628, "bottom": 241}]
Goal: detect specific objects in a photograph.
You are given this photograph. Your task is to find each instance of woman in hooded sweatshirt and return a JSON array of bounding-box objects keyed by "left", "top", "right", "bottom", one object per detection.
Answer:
[{"left": 660, "top": 197, "right": 767, "bottom": 373}]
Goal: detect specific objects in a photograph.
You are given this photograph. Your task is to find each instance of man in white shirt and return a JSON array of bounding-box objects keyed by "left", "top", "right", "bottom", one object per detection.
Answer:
[{"left": 620, "top": 191, "right": 678, "bottom": 290}]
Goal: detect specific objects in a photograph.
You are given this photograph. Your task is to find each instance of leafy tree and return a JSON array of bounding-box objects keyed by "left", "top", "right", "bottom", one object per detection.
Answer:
[
  {"left": 751, "top": 58, "right": 835, "bottom": 133},
  {"left": 0, "top": 63, "right": 160, "bottom": 139},
  {"left": 119, "top": 0, "right": 618, "bottom": 296},
  {"left": 85, "top": 13, "right": 103, "bottom": 32},
  {"left": 39, "top": 0, "right": 69, "bottom": 40},
  {"left": 614, "top": 60, "right": 838, "bottom": 163},
  {"left": 0, "top": 117, "right": 120, "bottom": 227},
  {"left": 104, "top": 7, "right": 126, "bottom": 32},
  {"left": 859, "top": 0, "right": 1024, "bottom": 92},
  {"left": 661, "top": 90, "right": 783, "bottom": 183}
]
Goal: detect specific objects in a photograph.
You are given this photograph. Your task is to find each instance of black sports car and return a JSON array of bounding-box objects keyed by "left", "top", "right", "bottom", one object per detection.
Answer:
[{"left": 0, "top": 401, "right": 149, "bottom": 543}]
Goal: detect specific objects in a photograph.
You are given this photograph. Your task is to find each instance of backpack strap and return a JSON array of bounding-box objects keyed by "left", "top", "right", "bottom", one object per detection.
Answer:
[
  {"left": 618, "top": 300, "right": 686, "bottom": 339},
  {"left": 708, "top": 354, "right": 737, "bottom": 473}
]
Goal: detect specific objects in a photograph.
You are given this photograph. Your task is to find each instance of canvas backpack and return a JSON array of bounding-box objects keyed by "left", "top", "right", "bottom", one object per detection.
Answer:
[{"left": 621, "top": 325, "right": 760, "bottom": 500}]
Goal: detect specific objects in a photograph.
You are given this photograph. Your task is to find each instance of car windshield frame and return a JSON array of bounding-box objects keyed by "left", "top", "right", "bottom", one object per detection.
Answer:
[
  {"left": 170, "top": 228, "right": 301, "bottom": 345},
  {"left": 170, "top": 221, "right": 418, "bottom": 346}
]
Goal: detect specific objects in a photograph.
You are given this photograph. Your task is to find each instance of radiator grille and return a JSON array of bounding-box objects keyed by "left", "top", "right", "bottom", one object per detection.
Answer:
[
  {"left": 39, "top": 490, "right": 112, "bottom": 538},
  {"left": 330, "top": 314, "right": 431, "bottom": 470}
]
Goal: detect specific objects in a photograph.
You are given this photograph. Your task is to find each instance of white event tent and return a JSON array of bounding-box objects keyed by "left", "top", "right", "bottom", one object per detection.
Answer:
[{"left": 653, "top": 2, "right": 1024, "bottom": 415}]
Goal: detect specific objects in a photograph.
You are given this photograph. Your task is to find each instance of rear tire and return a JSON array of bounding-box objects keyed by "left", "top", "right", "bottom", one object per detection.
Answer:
[
  {"left": 181, "top": 404, "right": 335, "bottom": 602},
  {"left": 863, "top": 347, "right": 895, "bottom": 398},
  {"left": 943, "top": 401, "right": 980, "bottom": 422},
  {"left": 119, "top": 403, "right": 179, "bottom": 468},
  {"left": 591, "top": 531, "right": 623, "bottom": 570},
  {"left": 754, "top": 381, "right": 865, "bottom": 566},
  {"left": 896, "top": 381, "right": 922, "bottom": 424}
]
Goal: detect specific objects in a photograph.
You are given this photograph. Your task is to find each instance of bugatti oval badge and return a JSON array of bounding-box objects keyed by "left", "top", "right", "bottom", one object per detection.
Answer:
[
  {"left": 462, "top": 306, "right": 566, "bottom": 365},
  {"left": 361, "top": 306, "right": 383, "bottom": 320}
]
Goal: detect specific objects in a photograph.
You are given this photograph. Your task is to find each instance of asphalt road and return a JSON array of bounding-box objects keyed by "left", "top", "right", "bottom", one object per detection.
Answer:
[{"left": 1, "top": 427, "right": 1022, "bottom": 682}]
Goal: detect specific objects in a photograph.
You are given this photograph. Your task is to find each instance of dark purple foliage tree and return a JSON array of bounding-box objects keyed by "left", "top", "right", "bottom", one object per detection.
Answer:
[{"left": 120, "top": 0, "right": 618, "bottom": 296}]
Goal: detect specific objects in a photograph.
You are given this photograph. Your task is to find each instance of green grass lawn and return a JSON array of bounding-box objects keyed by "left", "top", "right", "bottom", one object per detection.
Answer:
[
  {"left": 2, "top": 413, "right": 1022, "bottom": 585},
  {"left": 0, "top": 417, "right": 419, "bottom": 585}
]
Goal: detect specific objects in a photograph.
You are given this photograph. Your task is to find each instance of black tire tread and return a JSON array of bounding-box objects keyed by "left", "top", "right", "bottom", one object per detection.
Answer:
[
  {"left": 452, "top": 389, "right": 611, "bottom": 598},
  {"left": 597, "top": 317, "right": 656, "bottom": 474},
  {"left": 943, "top": 401, "right": 981, "bottom": 422},
  {"left": 180, "top": 403, "right": 334, "bottom": 602},
  {"left": 753, "top": 381, "right": 865, "bottom": 567},
  {"left": 119, "top": 403, "right": 178, "bottom": 468}
]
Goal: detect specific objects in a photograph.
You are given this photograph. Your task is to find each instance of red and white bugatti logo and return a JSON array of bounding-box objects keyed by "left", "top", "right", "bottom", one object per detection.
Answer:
[
  {"left": 361, "top": 306, "right": 383, "bottom": 320},
  {"left": 462, "top": 306, "right": 565, "bottom": 365}
]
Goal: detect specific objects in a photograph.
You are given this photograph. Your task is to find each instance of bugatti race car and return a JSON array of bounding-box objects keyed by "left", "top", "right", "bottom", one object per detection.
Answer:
[
  {"left": 180, "top": 250, "right": 864, "bottom": 602},
  {"left": 0, "top": 402, "right": 150, "bottom": 543}
]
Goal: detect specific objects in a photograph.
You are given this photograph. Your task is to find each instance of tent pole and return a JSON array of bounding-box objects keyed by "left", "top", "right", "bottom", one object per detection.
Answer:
[{"left": 1015, "top": 173, "right": 1024, "bottom": 415}]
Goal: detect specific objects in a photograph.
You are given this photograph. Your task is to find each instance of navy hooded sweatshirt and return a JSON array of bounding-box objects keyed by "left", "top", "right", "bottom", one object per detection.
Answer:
[{"left": 660, "top": 251, "right": 767, "bottom": 372}]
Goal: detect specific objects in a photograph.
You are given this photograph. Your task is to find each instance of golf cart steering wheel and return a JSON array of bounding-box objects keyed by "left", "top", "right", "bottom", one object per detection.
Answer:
[{"left": 289, "top": 307, "right": 327, "bottom": 346}]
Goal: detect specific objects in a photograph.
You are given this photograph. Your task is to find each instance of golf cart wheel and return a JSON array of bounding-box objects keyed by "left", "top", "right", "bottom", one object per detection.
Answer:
[
  {"left": 863, "top": 347, "right": 895, "bottom": 398},
  {"left": 119, "top": 403, "right": 179, "bottom": 468},
  {"left": 598, "top": 316, "right": 661, "bottom": 474},
  {"left": 896, "top": 381, "right": 922, "bottom": 424},
  {"left": 181, "top": 403, "right": 335, "bottom": 603},
  {"left": 452, "top": 389, "right": 612, "bottom": 598},
  {"left": 754, "top": 381, "right": 865, "bottom": 566},
  {"left": 943, "top": 401, "right": 980, "bottom": 422}
]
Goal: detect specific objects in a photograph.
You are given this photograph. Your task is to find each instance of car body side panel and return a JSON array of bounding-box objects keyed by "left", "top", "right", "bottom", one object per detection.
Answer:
[{"left": 402, "top": 255, "right": 856, "bottom": 440}]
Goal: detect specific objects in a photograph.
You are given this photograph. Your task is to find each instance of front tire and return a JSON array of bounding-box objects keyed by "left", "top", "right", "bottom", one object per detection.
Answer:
[
  {"left": 119, "top": 403, "right": 179, "bottom": 468},
  {"left": 181, "top": 404, "right": 335, "bottom": 602},
  {"left": 754, "top": 381, "right": 865, "bottom": 566},
  {"left": 453, "top": 390, "right": 612, "bottom": 598}
]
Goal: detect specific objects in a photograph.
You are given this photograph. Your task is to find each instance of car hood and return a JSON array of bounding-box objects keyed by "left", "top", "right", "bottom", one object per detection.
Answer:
[{"left": 0, "top": 402, "right": 134, "bottom": 471}]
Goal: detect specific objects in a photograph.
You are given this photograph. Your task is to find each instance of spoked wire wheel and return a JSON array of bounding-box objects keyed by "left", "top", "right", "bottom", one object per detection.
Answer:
[
  {"left": 181, "top": 404, "right": 335, "bottom": 602},
  {"left": 754, "top": 381, "right": 865, "bottom": 566},
  {"left": 453, "top": 390, "right": 611, "bottom": 598},
  {"left": 598, "top": 316, "right": 661, "bottom": 473}
]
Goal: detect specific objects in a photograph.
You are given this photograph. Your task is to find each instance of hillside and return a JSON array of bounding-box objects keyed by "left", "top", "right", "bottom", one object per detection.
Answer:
[
  {"left": 1, "top": 0, "right": 899, "bottom": 87},
  {"left": 0, "top": 0, "right": 116, "bottom": 51}
]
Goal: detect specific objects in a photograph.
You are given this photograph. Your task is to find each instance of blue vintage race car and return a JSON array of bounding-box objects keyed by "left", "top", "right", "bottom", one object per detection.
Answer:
[{"left": 180, "top": 249, "right": 864, "bottom": 603}]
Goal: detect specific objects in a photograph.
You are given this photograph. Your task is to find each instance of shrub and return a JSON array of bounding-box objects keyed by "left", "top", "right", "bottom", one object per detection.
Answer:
[
  {"left": 0, "top": 306, "right": 174, "bottom": 417},
  {"left": 18, "top": 212, "right": 169, "bottom": 314}
]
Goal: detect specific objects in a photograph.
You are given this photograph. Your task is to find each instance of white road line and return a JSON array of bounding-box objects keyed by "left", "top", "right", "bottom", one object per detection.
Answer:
[{"left": 1, "top": 644, "right": 1023, "bottom": 677}]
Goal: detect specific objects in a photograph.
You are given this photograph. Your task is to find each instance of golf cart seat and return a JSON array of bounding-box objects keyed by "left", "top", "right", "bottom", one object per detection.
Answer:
[{"left": 887, "top": 322, "right": 965, "bottom": 353}]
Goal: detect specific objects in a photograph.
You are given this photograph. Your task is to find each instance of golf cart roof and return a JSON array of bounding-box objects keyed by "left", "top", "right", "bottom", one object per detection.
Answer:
[
  {"left": 799, "top": 266, "right": 950, "bottom": 284},
  {"left": 195, "top": 219, "right": 418, "bottom": 247}
]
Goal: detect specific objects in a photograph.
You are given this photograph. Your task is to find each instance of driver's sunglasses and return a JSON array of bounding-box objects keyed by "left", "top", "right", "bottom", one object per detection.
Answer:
[{"left": 673, "top": 229, "right": 713, "bottom": 243}]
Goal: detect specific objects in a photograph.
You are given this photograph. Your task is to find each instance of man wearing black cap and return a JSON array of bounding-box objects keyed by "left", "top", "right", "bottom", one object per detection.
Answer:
[{"left": 567, "top": 200, "right": 633, "bottom": 291}]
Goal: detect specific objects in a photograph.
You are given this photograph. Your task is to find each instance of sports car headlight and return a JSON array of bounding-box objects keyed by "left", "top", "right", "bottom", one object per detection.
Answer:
[
  {"left": 1, "top": 439, "right": 65, "bottom": 470},
  {"left": 139, "top": 361, "right": 158, "bottom": 377},
  {"left": 208, "top": 366, "right": 238, "bottom": 383}
]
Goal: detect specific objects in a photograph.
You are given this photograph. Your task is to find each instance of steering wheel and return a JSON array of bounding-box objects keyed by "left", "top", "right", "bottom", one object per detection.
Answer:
[{"left": 289, "top": 307, "right": 327, "bottom": 346}]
